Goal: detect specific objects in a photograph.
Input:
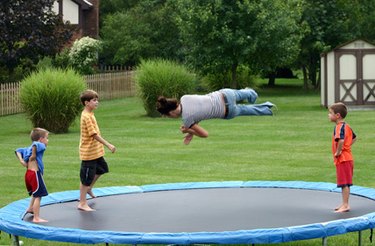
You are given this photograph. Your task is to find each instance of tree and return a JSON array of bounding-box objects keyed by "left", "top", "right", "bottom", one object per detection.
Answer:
[
  {"left": 175, "top": 0, "right": 303, "bottom": 88},
  {"left": 296, "top": 0, "right": 375, "bottom": 89},
  {"left": 0, "top": 0, "right": 72, "bottom": 78},
  {"left": 100, "top": 0, "right": 183, "bottom": 66}
]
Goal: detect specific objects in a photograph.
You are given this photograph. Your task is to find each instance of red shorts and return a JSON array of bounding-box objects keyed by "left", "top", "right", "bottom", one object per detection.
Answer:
[
  {"left": 336, "top": 160, "right": 353, "bottom": 187},
  {"left": 25, "top": 169, "right": 48, "bottom": 197}
]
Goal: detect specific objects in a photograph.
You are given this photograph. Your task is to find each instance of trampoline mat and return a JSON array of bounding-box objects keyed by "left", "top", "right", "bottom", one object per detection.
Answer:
[{"left": 23, "top": 187, "right": 375, "bottom": 233}]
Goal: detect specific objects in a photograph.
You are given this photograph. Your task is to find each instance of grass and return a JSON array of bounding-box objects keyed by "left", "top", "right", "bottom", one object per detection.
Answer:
[{"left": 1, "top": 79, "right": 375, "bottom": 245}]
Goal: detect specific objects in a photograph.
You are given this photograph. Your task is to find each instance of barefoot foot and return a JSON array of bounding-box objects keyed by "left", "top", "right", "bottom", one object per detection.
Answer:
[
  {"left": 78, "top": 204, "right": 95, "bottom": 211},
  {"left": 87, "top": 189, "right": 96, "bottom": 198},
  {"left": 33, "top": 218, "right": 48, "bottom": 223},
  {"left": 183, "top": 134, "right": 193, "bottom": 145},
  {"left": 335, "top": 206, "right": 350, "bottom": 213}
]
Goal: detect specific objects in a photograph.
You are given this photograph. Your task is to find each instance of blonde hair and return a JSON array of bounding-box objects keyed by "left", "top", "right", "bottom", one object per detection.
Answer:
[{"left": 30, "top": 128, "right": 49, "bottom": 141}]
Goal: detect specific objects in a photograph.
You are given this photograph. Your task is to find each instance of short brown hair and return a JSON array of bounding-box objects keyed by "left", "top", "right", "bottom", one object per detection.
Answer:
[
  {"left": 30, "top": 128, "right": 49, "bottom": 141},
  {"left": 80, "top": 89, "right": 99, "bottom": 106},
  {"left": 329, "top": 102, "right": 348, "bottom": 118}
]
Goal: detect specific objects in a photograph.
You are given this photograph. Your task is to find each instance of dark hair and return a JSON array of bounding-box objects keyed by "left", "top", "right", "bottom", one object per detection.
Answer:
[
  {"left": 30, "top": 127, "right": 49, "bottom": 141},
  {"left": 329, "top": 102, "right": 348, "bottom": 118},
  {"left": 156, "top": 96, "right": 179, "bottom": 115},
  {"left": 80, "top": 89, "right": 99, "bottom": 106}
]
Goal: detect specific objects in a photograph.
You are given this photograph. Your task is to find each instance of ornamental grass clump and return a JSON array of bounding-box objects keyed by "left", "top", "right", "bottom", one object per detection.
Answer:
[
  {"left": 20, "top": 68, "right": 86, "bottom": 133},
  {"left": 136, "top": 59, "right": 196, "bottom": 117}
]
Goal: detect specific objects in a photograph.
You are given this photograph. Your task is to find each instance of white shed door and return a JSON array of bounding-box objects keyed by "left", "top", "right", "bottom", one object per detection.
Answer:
[{"left": 336, "top": 50, "right": 375, "bottom": 105}]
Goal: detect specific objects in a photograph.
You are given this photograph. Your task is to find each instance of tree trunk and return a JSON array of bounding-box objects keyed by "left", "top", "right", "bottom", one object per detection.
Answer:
[
  {"left": 302, "top": 65, "right": 308, "bottom": 90},
  {"left": 267, "top": 71, "right": 276, "bottom": 87},
  {"left": 231, "top": 63, "right": 238, "bottom": 88}
]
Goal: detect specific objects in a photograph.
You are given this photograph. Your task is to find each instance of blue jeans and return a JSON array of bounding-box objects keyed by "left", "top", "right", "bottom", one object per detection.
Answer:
[{"left": 219, "top": 88, "right": 273, "bottom": 119}]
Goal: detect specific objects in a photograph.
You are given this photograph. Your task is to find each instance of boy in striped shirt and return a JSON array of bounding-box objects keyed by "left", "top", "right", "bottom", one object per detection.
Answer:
[{"left": 78, "top": 90, "right": 116, "bottom": 211}]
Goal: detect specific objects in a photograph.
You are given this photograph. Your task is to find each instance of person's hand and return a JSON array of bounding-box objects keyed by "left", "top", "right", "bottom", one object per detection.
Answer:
[
  {"left": 180, "top": 125, "right": 188, "bottom": 133},
  {"left": 108, "top": 144, "right": 116, "bottom": 153}
]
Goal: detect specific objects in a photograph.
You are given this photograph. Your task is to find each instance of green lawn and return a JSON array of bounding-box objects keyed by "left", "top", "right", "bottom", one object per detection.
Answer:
[{"left": 1, "top": 81, "right": 375, "bottom": 245}]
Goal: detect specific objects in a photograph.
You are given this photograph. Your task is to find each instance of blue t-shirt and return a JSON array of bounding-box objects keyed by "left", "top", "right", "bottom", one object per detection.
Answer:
[{"left": 15, "top": 141, "right": 46, "bottom": 175}]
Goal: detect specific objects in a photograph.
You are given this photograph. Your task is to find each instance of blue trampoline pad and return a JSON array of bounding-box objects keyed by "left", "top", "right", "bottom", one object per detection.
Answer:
[{"left": 1, "top": 181, "right": 375, "bottom": 244}]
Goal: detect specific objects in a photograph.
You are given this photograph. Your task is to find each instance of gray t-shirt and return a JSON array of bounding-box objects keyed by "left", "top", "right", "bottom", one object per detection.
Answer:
[{"left": 181, "top": 91, "right": 225, "bottom": 128}]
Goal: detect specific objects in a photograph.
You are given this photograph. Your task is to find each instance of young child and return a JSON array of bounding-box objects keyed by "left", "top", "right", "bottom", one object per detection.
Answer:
[
  {"left": 328, "top": 102, "right": 356, "bottom": 213},
  {"left": 78, "top": 89, "right": 116, "bottom": 211},
  {"left": 15, "top": 127, "right": 49, "bottom": 223},
  {"left": 156, "top": 88, "right": 274, "bottom": 145}
]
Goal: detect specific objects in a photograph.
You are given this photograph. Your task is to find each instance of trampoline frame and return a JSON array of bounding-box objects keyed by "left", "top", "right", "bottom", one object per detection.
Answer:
[{"left": 1, "top": 181, "right": 375, "bottom": 245}]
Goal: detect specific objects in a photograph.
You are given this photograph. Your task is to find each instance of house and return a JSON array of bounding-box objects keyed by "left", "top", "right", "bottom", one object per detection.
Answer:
[
  {"left": 320, "top": 39, "right": 375, "bottom": 108},
  {"left": 53, "top": 0, "right": 99, "bottom": 39}
]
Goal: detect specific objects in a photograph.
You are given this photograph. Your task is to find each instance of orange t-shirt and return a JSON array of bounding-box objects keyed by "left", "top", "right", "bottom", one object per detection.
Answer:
[
  {"left": 332, "top": 122, "right": 356, "bottom": 165},
  {"left": 79, "top": 111, "right": 104, "bottom": 161}
]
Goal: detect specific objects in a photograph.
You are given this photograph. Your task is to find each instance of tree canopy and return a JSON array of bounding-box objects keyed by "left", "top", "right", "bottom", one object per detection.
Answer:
[
  {"left": 0, "top": 0, "right": 72, "bottom": 78},
  {"left": 175, "top": 0, "right": 303, "bottom": 87}
]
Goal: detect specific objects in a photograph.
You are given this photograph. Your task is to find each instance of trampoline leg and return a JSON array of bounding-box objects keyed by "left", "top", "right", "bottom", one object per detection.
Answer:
[
  {"left": 11, "top": 235, "right": 20, "bottom": 246},
  {"left": 322, "top": 237, "right": 327, "bottom": 246},
  {"left": 358, "top": 230, "right": 362, "bottom": 246}
]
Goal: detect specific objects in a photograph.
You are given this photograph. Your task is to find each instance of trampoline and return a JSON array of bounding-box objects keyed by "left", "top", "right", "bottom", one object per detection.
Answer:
[{"left": 1, "top": 181, "right": 375, "bottom": 245}]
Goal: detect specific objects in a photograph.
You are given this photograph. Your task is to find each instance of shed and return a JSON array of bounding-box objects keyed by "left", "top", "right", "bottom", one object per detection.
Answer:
[{"left": 320, "top": 39, "right": 375, "bottom": 108}]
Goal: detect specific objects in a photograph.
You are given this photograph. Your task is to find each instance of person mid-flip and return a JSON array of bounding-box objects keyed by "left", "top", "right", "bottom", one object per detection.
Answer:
[{"left": 156, "top": 88, "right": 275, "bottom": 145}]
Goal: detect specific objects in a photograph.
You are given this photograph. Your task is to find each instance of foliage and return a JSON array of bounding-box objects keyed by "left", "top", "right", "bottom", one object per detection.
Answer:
[
  {"left": 0, "top": 0, "right": 72, "bottom": 77},
  {"left": 175, "top": 0, "right": 303, "bottom": 88},
  {"left": 69, "top": 37, "right": 102, "bottom": 75},
  {"left": 19, "top": 68, "right": 86, "bottom": 133},
  {"left": 100, "top": 0, "right": 183, "bottom": 66},
  {"left": 52, "top": 48, "right": 71, "bottom": 70},
  {"left": 297, "top": 0, "right": 355, "bottom": 88},
  {"left": 136, "top": 59, "right": 196, "bottom": 117},
  {"left": 202, "top": 65, "right": 256, "bottom": 91}
]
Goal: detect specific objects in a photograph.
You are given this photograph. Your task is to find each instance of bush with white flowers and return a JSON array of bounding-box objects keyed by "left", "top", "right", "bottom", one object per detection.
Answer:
[{"left": 69, "top": 36, "right": 102, "bottom": 74}]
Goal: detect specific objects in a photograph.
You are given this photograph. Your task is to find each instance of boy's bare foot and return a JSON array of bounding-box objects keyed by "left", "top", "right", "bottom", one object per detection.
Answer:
[
  {"left": 26, "top": 209, "right": 34, "bottom": 214},
  {"left": 33, "top": 218, "right": 48, "bottom": 223},
  {"left": 335, "top": 206, "right": 350, "bottom": 213},
  {"left": 183, "top": 134, "right": 193, "bottom": 145},
  {"left": 87, "top": 189, "right": 96, "bottom": 198},
  {"left": 78, "top": 204, "right": 95, "bottom": 211}
]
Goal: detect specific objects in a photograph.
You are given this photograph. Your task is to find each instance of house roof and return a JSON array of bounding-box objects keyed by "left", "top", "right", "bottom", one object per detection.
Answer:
[{"left": 72, "top": 0, "right": 92, "bottom": 10}]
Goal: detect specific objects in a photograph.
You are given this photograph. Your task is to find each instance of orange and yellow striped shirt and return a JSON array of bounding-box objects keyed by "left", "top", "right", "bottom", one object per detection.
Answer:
[{"left": 79, "top": 111, "right": 104, "bottom": 161}]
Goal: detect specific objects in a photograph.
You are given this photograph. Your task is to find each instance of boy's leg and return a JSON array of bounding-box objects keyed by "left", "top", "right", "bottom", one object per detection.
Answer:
[
  {"left": 32, "top": 197, "right": 48, "bottom": 223},
  {"left": 336, "top": 186, "right": 350, "bottom": 213},
  {"left": 78, "top": 183, "right": 95, "bottom": 211},
  {"left": 88, "top": 174, "right": 101, "bottom": 198},
  {"left": 26, "top": 197, "right": 35, "bottom": 213}
]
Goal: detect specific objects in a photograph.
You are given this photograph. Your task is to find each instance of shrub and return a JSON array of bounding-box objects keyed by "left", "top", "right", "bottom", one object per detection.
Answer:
[
  {"left": 202, "top": 65, "right": 256, "bottom": 91},
  {"left": 20, "top": 68, "right": 86, "bottom": 133},
  {"left": 69, "top": 36, "right": 102, "bottom": 75},
  {"left": 136, "top": 59, "right": 196, "bottom": 117}
]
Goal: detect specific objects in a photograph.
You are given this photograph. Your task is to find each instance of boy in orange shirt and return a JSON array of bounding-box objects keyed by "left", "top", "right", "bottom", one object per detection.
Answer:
[
  {"left": 78, "top": 90, "right": 116, "bottom": 211},
  {"left": 328, "top": 102, "right": 356, "bottom": 213}
]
